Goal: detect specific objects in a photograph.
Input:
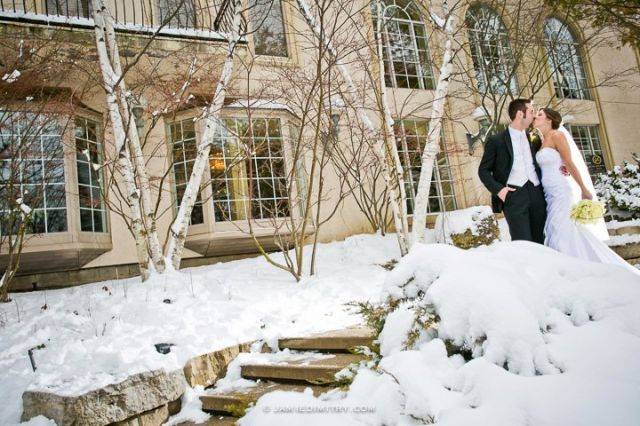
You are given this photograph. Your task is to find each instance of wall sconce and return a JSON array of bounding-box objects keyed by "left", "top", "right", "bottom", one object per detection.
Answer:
[
  {"left": 466, "top": 106, "right": 490, "bottom": 155},
  {"left": 130, "top": 95, "right": 147, "bottom": 136}
]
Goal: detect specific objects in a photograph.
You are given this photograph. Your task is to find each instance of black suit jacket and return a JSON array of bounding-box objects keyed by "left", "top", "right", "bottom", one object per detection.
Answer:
[{"left": 478, "top": 128, "right": 542, "bottom": 213}]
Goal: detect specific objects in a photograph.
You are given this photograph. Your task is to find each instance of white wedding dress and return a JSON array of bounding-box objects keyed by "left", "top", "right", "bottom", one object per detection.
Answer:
[{"left": 536, "top": 146, "right": 639, "bottom": 276}]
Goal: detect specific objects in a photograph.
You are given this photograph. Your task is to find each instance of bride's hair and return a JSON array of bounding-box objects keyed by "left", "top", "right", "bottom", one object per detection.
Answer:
[{"left": 542, "top": 108, "right": 562, "bottom": 130}]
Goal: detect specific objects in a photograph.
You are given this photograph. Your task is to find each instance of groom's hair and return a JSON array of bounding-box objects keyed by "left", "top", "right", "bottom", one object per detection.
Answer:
[{"left": 508, "top": 98, "right": 531, "bottom": 120}]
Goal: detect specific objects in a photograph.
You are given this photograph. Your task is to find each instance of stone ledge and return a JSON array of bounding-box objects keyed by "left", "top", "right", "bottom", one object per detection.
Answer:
[
  {"left": 22, "top": 369, "right": 186, "bottom": 425},
  {"left": 183, "top": 342, "right": 258, "bottom": 388},
  {"left": 20, "top": 341, "right": 261, "bottom": 425}
]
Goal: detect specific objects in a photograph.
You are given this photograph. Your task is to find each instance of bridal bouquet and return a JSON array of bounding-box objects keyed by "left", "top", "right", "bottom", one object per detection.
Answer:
[{"left": 570, "top": 200, "right": 606, "bottom": 224}]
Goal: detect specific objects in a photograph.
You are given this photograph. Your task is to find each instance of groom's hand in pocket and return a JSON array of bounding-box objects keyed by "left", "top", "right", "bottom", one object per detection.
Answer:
[{"left": 498, "top": 186, "right": 516, "bottom": 202}]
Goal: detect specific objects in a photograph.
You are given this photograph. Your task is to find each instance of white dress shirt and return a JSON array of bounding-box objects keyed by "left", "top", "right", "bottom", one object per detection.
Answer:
[{"left": 507, "top": 126, "right": 540, "bottom": 187}]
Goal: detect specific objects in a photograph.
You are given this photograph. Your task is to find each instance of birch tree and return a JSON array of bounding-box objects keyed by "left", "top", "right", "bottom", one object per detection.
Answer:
[
  {"left": 92, "top": 0, "right": 161, "bottom": 279},
  {"left": 294, "top": 0, "right": 410, "bottom": 255},
  {"left": 165, "top": 0, "right": 245, "bottom": 269},
  {"left": 410, "top": 0, "right": 459, "bottom": 244}
]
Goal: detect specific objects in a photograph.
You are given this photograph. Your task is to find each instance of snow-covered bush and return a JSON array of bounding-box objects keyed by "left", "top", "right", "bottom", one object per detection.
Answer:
[
  {"left": 374, "top": 242, "right": 640, "bottom": 375},
  {"left": 434, "top": 206, "right": 500, "bottom": 249},
  {"left": 596, "top": 156, "right": 640, "bottom": 219}
]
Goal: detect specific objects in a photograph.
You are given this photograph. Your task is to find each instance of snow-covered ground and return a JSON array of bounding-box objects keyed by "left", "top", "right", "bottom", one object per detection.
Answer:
[
  {"left": 0, "top": 234, "right": 400, "bottom": 425},
  {"left": 606, "top": 233, "right": 640, "bottom": 247},
  {"left": 606, "top": 218, "right": 640, "bottom": 230},
  {"left": 3, "top": 231, "right": 640, "bottom": 425},
  {"left": 240, "top": 241, "right": 640, "bottom": 426}
]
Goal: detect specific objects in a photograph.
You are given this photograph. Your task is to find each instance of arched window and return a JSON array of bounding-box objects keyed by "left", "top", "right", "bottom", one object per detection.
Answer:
[
  {"left": 544, "top": 18, "right": 590, "bottom": 100},
  {"left": 373, "top": 0, "right": 435, "bottom": 90},
  {"left": 465, "top": 5, "right": 518, "bottom": 94}
]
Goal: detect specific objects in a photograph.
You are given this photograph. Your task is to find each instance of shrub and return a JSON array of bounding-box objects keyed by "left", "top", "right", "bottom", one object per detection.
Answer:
[
  {"left": 596, "top": 156, "right": 640, "bottom": 219},
  {"left": 435, "top": 206, "right": 500, "bottom": 249}
]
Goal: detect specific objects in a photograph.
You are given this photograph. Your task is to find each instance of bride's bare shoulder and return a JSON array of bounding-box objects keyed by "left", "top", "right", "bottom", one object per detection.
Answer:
[{"left": 549, "top": 130, "right": 567, "bottom": 145}]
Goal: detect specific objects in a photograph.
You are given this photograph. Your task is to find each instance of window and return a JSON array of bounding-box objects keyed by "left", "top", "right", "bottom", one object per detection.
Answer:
[
  {"left": 46, "top": 0, "right": 91, "bottom": 18},
  {"left": 372, "top": 0, "right": 435, "bottom": 89},
  {"left": 565, "top": 125, "right": 606, "bottom": 178},
  {"left": 465, "top": 5, "right": 518, "bottom": 94},
  {"left": 0, "top": 112, "right": 67, "bottom": 235},
  {"left": 544, "top": 18, "right": 590, "bottom": 100},
  {"left": 157, "top": 0, "right": 197, "bottom": 29},
  {"left": 395, "top": 119, "right": 456, "bottom": 214},
  {"left": 210, "top": 118, "right": 289, "bottom": 221},
  {"left": 169, "top": 119, "right": 204, "bottom": 225},
  {"left": 75, "top": 118, "right": 107, "bottom": 232},
  {"left": 250, "top": 0, "right": 288, "bottom": 57}
]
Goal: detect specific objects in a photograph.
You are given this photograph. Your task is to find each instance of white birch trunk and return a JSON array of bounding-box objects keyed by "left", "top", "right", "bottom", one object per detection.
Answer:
[
  {"left": 295, "top": 0, "right": 409, "bottom": 255},
  {"left": 93, "top": 2, "right": 151, "bottom": 280},
  {"left": 375, "top": 1, "right": 410, "bottom": 252},
  {"left": 411, "top": 12, "right": 456, "bottom": 245},
  {"left": 165, "top": 1, "right": 243, "bottom": 270},
  {"left": 96, "top": 0, "right": 166, "bottom": 273}
]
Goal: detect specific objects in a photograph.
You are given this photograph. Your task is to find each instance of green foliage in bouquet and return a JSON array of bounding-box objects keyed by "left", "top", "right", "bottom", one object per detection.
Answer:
[
  {"left": 570, "top": 200, "right": 606, "bottom": 224},
  {"left": 595, "top": 156, "right": 640, "bottom": 219},
  {"left": 450, "top": 216, "right": 500, "bottom": 249}
]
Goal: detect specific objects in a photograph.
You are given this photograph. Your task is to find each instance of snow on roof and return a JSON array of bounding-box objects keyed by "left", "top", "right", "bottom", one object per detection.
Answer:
[{"left": 226, "top": 99, "right": 296, "bottom": 115}]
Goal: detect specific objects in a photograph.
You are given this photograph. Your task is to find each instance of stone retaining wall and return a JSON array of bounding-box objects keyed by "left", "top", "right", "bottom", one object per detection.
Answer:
[{"left": 21, "top": 341, "right": 256, "bottom": 425}]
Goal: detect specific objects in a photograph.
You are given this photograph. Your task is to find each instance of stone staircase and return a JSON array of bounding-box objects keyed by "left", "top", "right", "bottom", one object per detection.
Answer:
[
  {"left": 191, "top": 327, "right": 376, "bottom": 425},
  {"left": 607, "top": 222, "right": 640, "bottom": 265}
]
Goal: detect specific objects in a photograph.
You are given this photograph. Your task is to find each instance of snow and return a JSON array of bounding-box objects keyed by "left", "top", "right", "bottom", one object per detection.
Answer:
[
  {"left": 226, "top": 99, "right": 296, "bottom": 115},
  {"left": 0, "top": 234, "right": 399, "bottom": 425},
  {"left": 606, "top": 233, "right": 640, "bottom": 247},
  {"left": 2, "top": 69, "right": 21, "bottom": 83},
  {"left": 3, "top": 233, "right": 640, "bottom": 425},
  {"left": 240, "top": 241, "right": 640, "bottom": 426},
  {"left": 434, "top": 205, "right": 495, "bottom": 244},
  {"left": 607, "top": 218, "right": 640, "bottom": 230}
]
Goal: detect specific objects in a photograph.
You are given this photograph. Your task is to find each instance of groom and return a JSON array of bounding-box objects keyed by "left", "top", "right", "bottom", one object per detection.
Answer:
[{"left": 478, "top": 98, "right": 547, "bottom": 244}]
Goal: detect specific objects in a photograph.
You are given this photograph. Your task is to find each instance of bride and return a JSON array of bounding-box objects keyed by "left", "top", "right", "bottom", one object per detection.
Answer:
[{"left": 533, "top": 107, "right": 639, "bottom": 276}]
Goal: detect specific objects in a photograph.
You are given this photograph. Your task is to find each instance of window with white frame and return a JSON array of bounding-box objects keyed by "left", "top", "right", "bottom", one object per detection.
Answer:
[
  {"left": 210, "top": 117, "right": 289, "bottom": 222},
  {"left": 372, "top": 0, "right": 435, "bottom": 90},
  {"left": 0, "top": 111, "right": 67, "bottom": 235},
  {"left": 565, "top": 125, "right": 606, "bottom": 178},
  {"left": 395, "top": 119, "right": 456, "bottom": 214},
  {"left": 169, "top": 119, "right": 204, "bottom": 225},
  {"left": 75, "top": 117, "right": 107, "bottom": 232},
  {"left": 157, "top": 0, "right": 197, "bottom": 29},
  {"left": 465, "top": 5, "right": 518, "bottom": 94},
  {"left": 544, "top": 18, "right": 590, "bottom": 100},
  {"left": 249, "top": 0, "right": 289, "bottom": 57}
]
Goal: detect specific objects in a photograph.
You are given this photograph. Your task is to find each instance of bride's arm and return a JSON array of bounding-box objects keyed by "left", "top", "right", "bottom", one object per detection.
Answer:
[{"left": 552, "top": 132, "right": 593, "bottom": 199}]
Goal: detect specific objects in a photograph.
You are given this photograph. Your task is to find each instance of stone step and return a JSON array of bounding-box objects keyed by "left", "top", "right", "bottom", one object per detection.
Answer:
[
  {"left": 241, "top": 353, "right": 366, "bottom": 384},
  {"left": 278, "top": 327, "right": 376, "bottom": 352},
  {"left": 200, "top": 382, "right": 330, "bottom": 416},
  {"left": 177, "top": 416, "right": 238, "bottom": 425},
  {"left": 610, "top": 242, "right": 640, "bottom": 260},
  {"left": 607, "top": 225, "right": 640, "bottom": 236}
]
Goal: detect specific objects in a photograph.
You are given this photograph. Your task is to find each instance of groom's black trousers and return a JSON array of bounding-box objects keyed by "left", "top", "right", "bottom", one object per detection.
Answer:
[{"left": 502, "top": 181, "right": 547, "bottom": 244}]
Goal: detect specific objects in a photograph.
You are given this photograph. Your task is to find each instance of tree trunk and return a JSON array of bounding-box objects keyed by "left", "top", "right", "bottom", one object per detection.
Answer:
[
  {"left": 166, "top": 1, "right": 243, "bottom": 270},
  {"left": 95, "top": 0, "right": 165, "bottom": 273},
  {"left": 375, "top": 1, "right": 410, "bottom": 252},
  {"left": 411, "top": 13, "right": 456, "bottom": 245},
  {"left": 93, "top": 2, "right": 151, "bottom": 280}
]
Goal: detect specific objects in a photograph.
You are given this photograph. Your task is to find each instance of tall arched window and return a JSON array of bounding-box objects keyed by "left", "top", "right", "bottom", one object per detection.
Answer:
[
  {"left": 544, "top": 18, "right": 590, "bottom": 100},
  {"left": 465, "top": 5, "right": 518, "bottom": 94},
  {"left": 373, "top": 0, "right": 435, "bottom": 90}
]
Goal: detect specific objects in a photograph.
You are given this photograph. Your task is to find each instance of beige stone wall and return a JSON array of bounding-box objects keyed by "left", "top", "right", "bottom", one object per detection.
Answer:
[{"left": 1, "top": 0, "right": 639, "bottom": 273}]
